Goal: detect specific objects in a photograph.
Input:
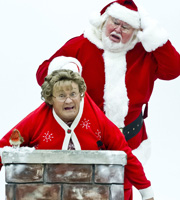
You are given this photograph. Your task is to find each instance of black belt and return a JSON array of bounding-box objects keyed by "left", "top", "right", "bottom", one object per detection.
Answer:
[{"left": 120, "top": 113, "right": 143, "bottom": 141}]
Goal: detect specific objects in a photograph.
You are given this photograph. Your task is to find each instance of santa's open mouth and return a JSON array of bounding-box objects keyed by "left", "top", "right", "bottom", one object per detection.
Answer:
[{"left": 111, "top": 34, "right": 120, "bottom": 40}]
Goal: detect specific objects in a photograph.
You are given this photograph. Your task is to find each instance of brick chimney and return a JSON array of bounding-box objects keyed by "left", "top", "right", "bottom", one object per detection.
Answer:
[{"left": 2, "top": 149, "right": 127, "bottom": 200}]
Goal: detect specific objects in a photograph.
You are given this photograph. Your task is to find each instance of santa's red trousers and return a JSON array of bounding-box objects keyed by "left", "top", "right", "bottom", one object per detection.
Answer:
[
  {"left": 124, "top": 178, "right": 133, "bottom": 200},
  {"left": 124, "top": 188, "right": 133, "bottom": 200}
]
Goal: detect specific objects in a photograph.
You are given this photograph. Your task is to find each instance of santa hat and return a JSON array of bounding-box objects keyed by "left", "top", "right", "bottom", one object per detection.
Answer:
[
  {"left": 90, "top": 0, "right": 140, "bottom": 29},
  {"left": 48, "top": 56, "right": 82, "bottom": 75}
]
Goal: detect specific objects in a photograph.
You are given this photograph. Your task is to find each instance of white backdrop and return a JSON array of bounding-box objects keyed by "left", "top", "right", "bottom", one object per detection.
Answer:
[{"left": 0, "top": 0, "right": 180, "bottom": 199}]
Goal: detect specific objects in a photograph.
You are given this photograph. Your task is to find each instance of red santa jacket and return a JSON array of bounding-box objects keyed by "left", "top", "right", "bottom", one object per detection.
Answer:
[
  {"left": 36, "top": 31, "right": 180, "bottom": 164},
  {"left": 0, "top": 93, "right": 153, "bottom": 198}
]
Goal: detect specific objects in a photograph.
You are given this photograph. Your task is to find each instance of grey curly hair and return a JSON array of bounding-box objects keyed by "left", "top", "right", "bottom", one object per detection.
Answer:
[{"left": 41, "top": 69, "right": 87, "bottom": 105}]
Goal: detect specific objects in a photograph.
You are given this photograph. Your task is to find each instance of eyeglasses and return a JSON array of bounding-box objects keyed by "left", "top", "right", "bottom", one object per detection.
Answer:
[
  {"left": 53, "top": 92, "right": 80, "bottom": 102},
  {"left": 110, "top": 17, "right": 134, "bottom": 33}
]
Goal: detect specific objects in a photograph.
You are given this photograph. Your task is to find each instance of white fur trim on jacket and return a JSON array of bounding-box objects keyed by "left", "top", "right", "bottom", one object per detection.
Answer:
[
  {"left": 84, "top": 20, "right": 139, "bottom": 128},
  {"left": 137, "top": 6, "right": 169, "bottom": 52},
  {"left": 48, "top": 56, "right": 82, "bottom": 75},
  {"left": 139, "top": 186, "right": 154, "bottom": 200},
  {"left": 103, "top": 51, "right": 129, "bottom": 128},
  {"left": 132, "top": 137, "right": 151, "bottom": 166}
]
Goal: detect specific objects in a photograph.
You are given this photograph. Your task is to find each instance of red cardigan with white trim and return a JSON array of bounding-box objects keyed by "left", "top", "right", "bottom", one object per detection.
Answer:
[{"left": 0, "top": 94, "right": 152, "bottom": 196}]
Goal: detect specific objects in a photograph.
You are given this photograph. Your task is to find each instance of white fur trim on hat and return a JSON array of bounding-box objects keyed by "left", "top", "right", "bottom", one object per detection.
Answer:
[
  {"left": 89, "top": 12, "right": 107, "bottom": 28},
  {"left": 90, "top": 2, "right": 140, "bottom": 29},
  {"left": 106, "top": 3, "right": 140, "bottom": 29},
  {"left": 48, "top": 56, "right": 82, "bottom": 75}
]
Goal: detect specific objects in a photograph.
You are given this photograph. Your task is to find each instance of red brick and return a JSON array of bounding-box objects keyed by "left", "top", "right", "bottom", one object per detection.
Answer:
[
  {"left": 5, "top": 184, "right": 14, "bottom": 200},
  {"left": 45, "top": 164, "right": 92, "bottom": 183},
  {"left": 63, "top": 184, "right": 109, "bottom": 200},
  {"left": 95, "top": 164, "right": 124, "bottom": 183},
  {"left": 110, "top": 184, "right": 124, "bottom": 200},
  {"left": 6, "top": 164, "right": 44, "bottom": 183},
  {"left": 16, "top": 184, "right": 61, "bottom": 200}
]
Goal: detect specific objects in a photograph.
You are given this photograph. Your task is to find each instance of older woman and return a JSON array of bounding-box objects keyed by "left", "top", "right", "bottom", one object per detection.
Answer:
[{"left": 0, "top": 69, "right": 154, "bottom": 200}]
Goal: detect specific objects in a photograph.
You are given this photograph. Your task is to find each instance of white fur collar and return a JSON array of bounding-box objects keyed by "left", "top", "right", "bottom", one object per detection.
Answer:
[{"left": 84, "top": 24, "right": 139, "bottom": 52}]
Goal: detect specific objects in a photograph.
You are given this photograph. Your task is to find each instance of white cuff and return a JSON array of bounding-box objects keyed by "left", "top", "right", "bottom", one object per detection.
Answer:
[
  {"left": 137, "top": 6, "right": 169, "bottom": 52},
  {"left": 137, "top": 24, "right": 168, "bottom": 52},
  {"left": 48, "top": 56, "right": 82, "bottom": 75},
  {"left": 139, "top": 186, "right": 154, "bottom": 200}
]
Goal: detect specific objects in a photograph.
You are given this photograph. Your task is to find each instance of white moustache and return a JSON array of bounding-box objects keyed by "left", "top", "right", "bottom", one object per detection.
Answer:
[{"left": 110, "top": 31, "right": 122, "bottom": 40}]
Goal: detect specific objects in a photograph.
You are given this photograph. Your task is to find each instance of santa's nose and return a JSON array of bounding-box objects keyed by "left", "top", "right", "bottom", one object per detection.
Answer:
[{"left": 115, "top": 25, "right": 123, "bottom": 33}]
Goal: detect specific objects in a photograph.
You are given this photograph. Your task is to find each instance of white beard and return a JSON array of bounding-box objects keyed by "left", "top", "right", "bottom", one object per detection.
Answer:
[{"left": 102, "top": 29, "right": 139, "bottom": 53}]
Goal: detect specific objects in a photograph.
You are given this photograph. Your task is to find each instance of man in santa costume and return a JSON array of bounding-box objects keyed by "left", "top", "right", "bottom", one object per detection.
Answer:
[
  {"left": 36, "top": 0, "right": 180, "bottom": 165},
  {"left": 0, "top": 67, "right": 154, "bottom": 200}
]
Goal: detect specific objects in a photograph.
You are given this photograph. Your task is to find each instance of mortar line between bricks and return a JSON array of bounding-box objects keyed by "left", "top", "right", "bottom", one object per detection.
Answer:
[
  {"left": 61, "top": 184, "right": 63, "bottom": 200},
  {"left": 14, "top": 184, "right": 16, "bottom": 200},
  {"left": 43, "top": 164, "right": 46, "bottom": 183},
  {"left": 92, "top": 164, "right": 95, "bottom": 183},
  {"left": 109, "top": 185, "right": 112, "bottom": 200}
]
